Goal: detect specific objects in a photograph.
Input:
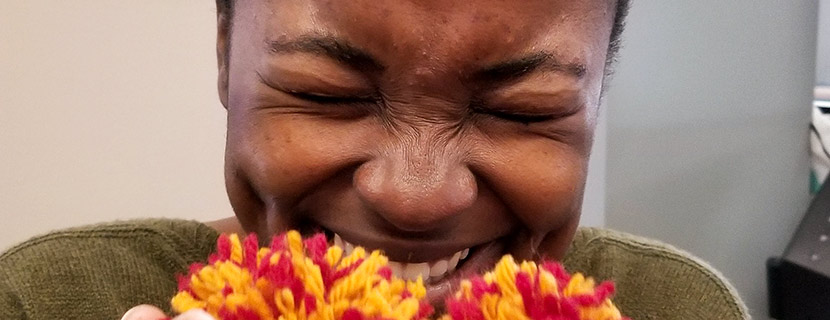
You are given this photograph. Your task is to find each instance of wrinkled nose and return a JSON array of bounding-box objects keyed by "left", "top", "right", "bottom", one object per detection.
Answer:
[{"left": 354, "top": 146, "right": 477, "bottom": 232}]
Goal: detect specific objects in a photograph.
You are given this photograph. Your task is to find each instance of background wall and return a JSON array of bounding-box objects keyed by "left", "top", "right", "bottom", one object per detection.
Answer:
[
  {"left": 605, "top": 1, "right": 820, "bottom": 319},
  {"left": 0, "top": 1, "right": 232, "bottom": 249},
  {"left": 818, "top": 0, "right": 830, "bottom": 86}
]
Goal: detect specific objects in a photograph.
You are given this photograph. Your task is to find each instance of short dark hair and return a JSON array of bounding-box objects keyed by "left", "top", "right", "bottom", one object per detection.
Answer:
[
  {"left": 215, "top": 0, "right": 630, "bottom": 71},
  {"left": 606, "top": 0, "right": 630, "bottom": 73}
]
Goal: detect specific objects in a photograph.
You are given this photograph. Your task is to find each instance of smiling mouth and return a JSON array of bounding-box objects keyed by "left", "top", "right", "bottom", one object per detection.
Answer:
[
  {"left": 333, "top": 232, "right": 470, "bottom": 283},
  {"left": 313, "top": 227, "right": 509, "bottom": 305}
]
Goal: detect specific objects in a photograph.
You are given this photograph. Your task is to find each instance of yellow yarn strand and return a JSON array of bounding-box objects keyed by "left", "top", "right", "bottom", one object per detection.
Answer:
[{"left": 229, "top": 234, "right": 243, "bottom": 264}]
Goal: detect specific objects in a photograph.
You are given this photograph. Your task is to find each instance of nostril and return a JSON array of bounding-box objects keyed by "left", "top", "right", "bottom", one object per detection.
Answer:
[{"left": 354, "top": 158, "right": 477, "bottom": 232}]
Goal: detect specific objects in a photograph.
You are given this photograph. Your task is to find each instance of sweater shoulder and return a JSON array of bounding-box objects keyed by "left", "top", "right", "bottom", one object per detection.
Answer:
[
  {"left": 564, "top": 227, "right": 749, "bottom": 320},
  {"left": 0, "top": 218, "right": 217, "bottom": 260},
  {"left": 0, "top": 218, "right": 220, "bottom": 320}
]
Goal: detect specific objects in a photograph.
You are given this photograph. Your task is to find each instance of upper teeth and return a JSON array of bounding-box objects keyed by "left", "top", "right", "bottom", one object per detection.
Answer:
[{"left": 333, "top": 233, "right": 470, "bottom": 283}]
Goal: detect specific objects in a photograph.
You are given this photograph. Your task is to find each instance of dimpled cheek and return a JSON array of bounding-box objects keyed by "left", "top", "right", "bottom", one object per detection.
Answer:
[
  {"left": 502, "top": 162, "right": 584, "bottom": 262},
  {"left": 230, "top": 115, "right": 375, "bottom": 207},
  {"left": 492, "top": 146, "right": 587, "bottom": 234}
]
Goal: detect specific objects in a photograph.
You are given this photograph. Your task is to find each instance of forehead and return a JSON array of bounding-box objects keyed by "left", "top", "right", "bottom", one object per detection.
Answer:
[{"left": 235, "top": 0, "right": 615, "bottom": 74}]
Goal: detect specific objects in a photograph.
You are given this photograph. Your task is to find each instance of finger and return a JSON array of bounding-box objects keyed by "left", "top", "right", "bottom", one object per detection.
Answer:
[
  {"left": 120, "top": 304, "right": 167, "bottom": 320},
  {"left": 174, "top": 309, "right": 215, "bottom": 320}
]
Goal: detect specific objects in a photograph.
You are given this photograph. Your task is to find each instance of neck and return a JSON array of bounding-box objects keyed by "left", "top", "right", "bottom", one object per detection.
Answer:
[{"left": 204, "top": 217, "right": 246, "bottom": 235}]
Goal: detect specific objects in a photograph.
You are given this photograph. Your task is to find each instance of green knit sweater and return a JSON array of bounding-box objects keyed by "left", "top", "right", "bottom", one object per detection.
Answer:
[{"left": 0, "top": 219, "right": 748, "bottom": 319}]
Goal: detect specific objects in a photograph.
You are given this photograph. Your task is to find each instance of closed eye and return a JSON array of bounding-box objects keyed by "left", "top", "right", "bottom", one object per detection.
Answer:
[
  {"left": 480, "top": 109, "right": 556, "bottom": 124},
  {"left": 256, "top": 70, "right": 378, "bottom": 105},
  {"left": 286, "top": 91, "right": 379, "bottom": 105},
  {"left": 469, "top": 101, "right": 557, "bottom": 125}
]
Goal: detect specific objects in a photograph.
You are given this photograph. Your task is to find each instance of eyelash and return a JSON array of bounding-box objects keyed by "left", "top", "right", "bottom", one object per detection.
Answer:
[
  {"left": 287, "top": 92, "right": 378, "bottom": 105},
  {"left": 469, "top": 102, "right": 556, "bottom": 124},
  {"left": 480, "top": 109, "right": 555, "bottom": 124}
]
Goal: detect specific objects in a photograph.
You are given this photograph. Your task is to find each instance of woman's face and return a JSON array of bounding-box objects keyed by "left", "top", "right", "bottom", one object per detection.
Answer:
[{"left": 221, "top": 0, "right": 614, "bottom": 303}]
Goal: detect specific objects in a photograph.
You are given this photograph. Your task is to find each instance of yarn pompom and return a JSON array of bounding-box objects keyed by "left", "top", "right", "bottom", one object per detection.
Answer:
[
  {"left": 441, "top": 256, "right": 628, "bottom": 320},
  {"left": 172, "top": 231, "right": 434, "bottom": 320},
  {"left": 172, "top": 231, "right": 627, "bottom": 320}
]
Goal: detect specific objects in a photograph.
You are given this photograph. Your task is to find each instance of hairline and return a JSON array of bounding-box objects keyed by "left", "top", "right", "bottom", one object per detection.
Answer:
[{"left": 215, "top": 0, "right": 630, "bottom": 75}]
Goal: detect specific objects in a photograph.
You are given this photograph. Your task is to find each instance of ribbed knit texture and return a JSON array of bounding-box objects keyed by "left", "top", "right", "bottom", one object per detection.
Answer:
[
  {"left": 0, "top": 219, "right": 748, "bottom": 319},
  {"left": 563, "top": 228, "right": 749, "bottom": 319},
  {"left": 0, "top": 219, "right": 220, "bottom": 320}
]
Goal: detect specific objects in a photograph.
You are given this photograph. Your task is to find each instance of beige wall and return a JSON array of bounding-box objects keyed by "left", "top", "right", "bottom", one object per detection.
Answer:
[
  {"left": 0, "top": 1, "right": 232, "bottom": 249},
  {"left": 0, "top": 2, "right": 607, "bottom": 250}
]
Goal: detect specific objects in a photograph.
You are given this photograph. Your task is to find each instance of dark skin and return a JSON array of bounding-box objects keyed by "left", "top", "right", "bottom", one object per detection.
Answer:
[{"left": 124, "top": 0, "right": 615, "bottom": 318}]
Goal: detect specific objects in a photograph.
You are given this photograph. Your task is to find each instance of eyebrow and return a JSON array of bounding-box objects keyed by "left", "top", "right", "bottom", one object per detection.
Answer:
[
  {"left": 474, "top": 52, "right": 587, "bottom": 83},
  {"left": 266, "top": 35, "right": 585, "bottom": 82},
  {"left": 266, "top": 35, "right": 385, "bottom": 72}
]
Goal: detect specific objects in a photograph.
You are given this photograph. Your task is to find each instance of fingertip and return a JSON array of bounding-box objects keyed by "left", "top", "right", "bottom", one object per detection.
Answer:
[{"left": 121, "top": 305, "right": 167, "bottom": 320}]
